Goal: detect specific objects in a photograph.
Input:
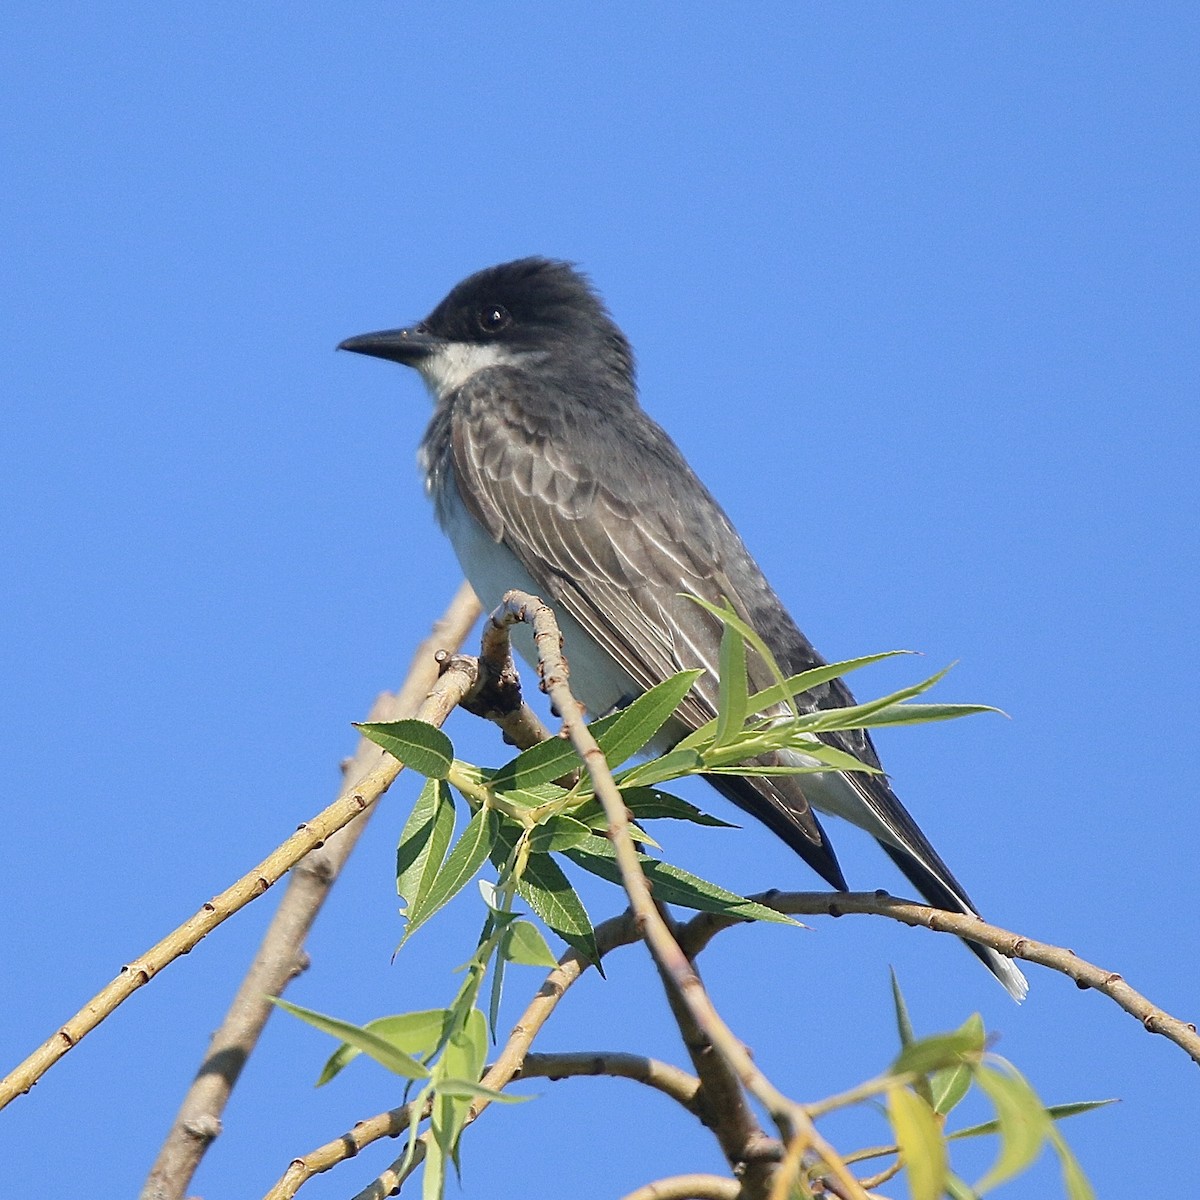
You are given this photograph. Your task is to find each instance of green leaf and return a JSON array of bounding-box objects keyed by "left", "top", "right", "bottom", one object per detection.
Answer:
[
  {"left": 891, "top": 1023, "right": 985, "bottom": 1077},
  {"left": 889, "top": 969, "right": 934, "bottom": 1109},
  {"left": 890, "top": 967, "right": 916, "bottom": 1048},
  {"left": 435, "top": 1077, "right": 533, "bottom": 1103},
  {"left": 397, "top": 779, "right": 456, "bottom": 916},
  {"left": 398, "top": 1080, "right": 433, "bottom": 1179},
  {"left": 527, "top": 814, "right": 593, "bottom": 853},
  {"left": 516, "top": 851, "right": 601, "bottom": 966},
  {"left": 573, "top": 786, "right": 736, "bottom": 831},
  {"left": 931, "top": 1013, "right": 983, "bottom": 1114},
  {"left": 1048, "top": 1126, "right": 1097, "bottom": 1200},
  {"left": 622, "top": 786, "right": 736, "bottom": 827},
  {"left": 422, "top": 1126, "right": 446, "bottom": 1200},
  {"left": 504, "top": 919, "right": 561, "bottom": 968},
  {"left": 682, "top": 595, "right": 795, "bottom": 712},
  {"left": 776, "top": 666, "right": 995, "bottom": 740},
  {"left": 431, "top": 1008, "right": 487, "bottom": 1177},
  {"left": 490, "top": 735, "right": 582, "bottom": 791},
  {"left": 849, "top": 701, "right": 1004, "bottom": 727},
  {"left": 932, "top": 1062, "right": 973, "bottom": 1116},
  {"left": 317, "top": 1008, "right": 451, "bottom": 1085},
  {"left": 355, "top": 718, "right": 454, "bottom": 778},
  {"left": 271, "top": 997, "right": 430, "bottom": 1081},
  {"left": 744, "top": 652, "right": 912, "bottom": 715},
  {"left": 714, "top": 617, "right": 749, "bottom": 746},
  {"left": 594, "top": 669, "right": 704, "bottom": 766},
  {"left": 947, "top": 1099, "right": 1115, "bottom": 1142},
  {"left": 888, "top": 1085, "right": 947, "bottom": 1200},
  {"left": 487, "top": 825, "right": 601, "bottom": 966},
  {"left": 563, "top": 835, "right": 799, "bottom": 926},
  {"left": 403, "top": 807, "right": 494, "bottom": 940},
  {"left": 972, "top": 1062, "right": 1052, "bottom": 1192},
  {"left": 615, "top": 746, "right": 704, "bottom": 788},
  {"left": 675, "top": 651, "right": 910, "bottom": 750}
]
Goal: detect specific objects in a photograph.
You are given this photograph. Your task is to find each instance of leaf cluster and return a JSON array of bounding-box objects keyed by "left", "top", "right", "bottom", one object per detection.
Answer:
[{"left": 276, "top": 609, "right": 1099, "bottom": 1198}]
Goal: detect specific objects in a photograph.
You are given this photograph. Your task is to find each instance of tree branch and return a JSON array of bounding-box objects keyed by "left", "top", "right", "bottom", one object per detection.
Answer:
[
  {"left": 0, "top": 591, "right": 482, "bottom": 1111},
  {"left": 678, "top": 890, "right": 1200, "bottom": 1069},
  {"left": 140, "top": 582, "right": 481, "bottom": 1200},
  {"left": 515, "top": 1051, "right": 702, "bottom": 1114},
  {"left": 621, "top": 1174, "right": 742, "bottom": 1200}
]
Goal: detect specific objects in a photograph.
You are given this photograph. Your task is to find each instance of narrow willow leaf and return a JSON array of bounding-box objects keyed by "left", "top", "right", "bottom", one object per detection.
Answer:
[
  {"left": 317, "top": 1008, "right": 451, "bottom": 1085},
  {"left": 490, "top": 735, "right": 582, "bottom": 791},
  {"left": 890, "top": 967, "right": 916, "bottom": 1048},
  {"left": 889, "top": 970, "right": 934, "bottom": 1109},
  {"left": 948, "top": 1098, "right": 1115, "bottom": 1142},
  {"left": 701, "top": 737, "right": 879, "bottom": 776},
  {"left": 516, "top": 853, "right": 600, "bottom": 965},
  {"left": 621, "top": 786, "right": 735, "bottom": 826},
  {"left": 891, "top": 1024, "right": 985, "bottom": 1077},
  {"left": 398, "top": 1080, "right": 433, "bottom": 1179},
  {"left": 432, "top": 1008, "right": 487, "bottom": 1168},
  {"left": 404, "top": 808, "right": 493, "bottom": 939},
  {"left": 356, "top": 719, "right": 454, "bottom": 778},
  {"left": 488, "top": 827, "right": 601, "bottom": 965},
  {"left": 1048, "top": 1126, "right": 1097, "bottom": 1200},
  {"left": 446, "top": 961, "right": 486, "bottom": 1038},
  {"left": 487, "top": 932, "right": 508, "bottom": 1041},
  {"left": 972, "top": 1062, "right": 1052, "bottom": 1192},
  {"left": 563, "top": 836, "right": 799, "bottom": 926},
  {"left": 504, "top": 919, "right": 560, "bottom": 967},
  {"left": 271, "top": 997, "right": 430, "bottom": 1081},
  {"left": 435, "top": 1077, "right": 534, "bottom": 1103},
  {"left": 683, "top": 595, "right": 795, "bottom": 713},
  {"left": 789, "top": 668, "right": 955, "bottom": 735},
  {"left": 714, "top": 618, "right": 749, "bottom": 746},
  {"left": 674, "top": 651, "right": 910, "bottom": 751},
  {"left": 422, "top": 1127, "right": 446, "bottom": 1200},
  {"left": 743, "top": 652, "right": 912, "bottom": 715},
  {"left": 487, "top": 781, "right": 569, "bottom": 809},
  {"left": 594, "top": 669, "right": 704, "bottom": 766},
  {"left": 888, "top": 1086, "right": 947, "bottom": 1200},
  {"left": 1044, "top": 1099, "right": 1118, "bottom": 1120},
  {"left": 614, "top": 746, "right": 704, "bottom": 788},
  {"left": 851, "top": 701, "right": 1004, "bottom": 727},
  {"left": 527, "top": 814, "right": 592, "bottom": 853},
  {"left": 397, "top": 779, "right": 456, "bottom": 916}
]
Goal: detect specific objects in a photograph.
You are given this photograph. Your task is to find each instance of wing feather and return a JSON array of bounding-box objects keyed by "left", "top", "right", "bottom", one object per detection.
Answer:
[{"left": 446, "top": 376, "right": 845, "bottom": 883}]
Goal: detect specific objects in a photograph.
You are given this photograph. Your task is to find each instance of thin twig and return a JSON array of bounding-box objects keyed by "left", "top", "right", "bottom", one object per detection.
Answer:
[
  {"left": 679, "top": 890, "right": 1200, "bottom": 1069},
  {"left": 620, "top": 1174, "right": 742, "bottom": 1200},
  {"left": 650, "top": 915, "right": 774, "bottom": 1197},
  {"left": 0, "top": 601, "right": 481, "bottom": 1111},
  {"left": 140, "top": 583, "right": 481, "bottom": 1200},
  {"left": 515, "top": 1051, "right": 702, "bottom": 1114}
]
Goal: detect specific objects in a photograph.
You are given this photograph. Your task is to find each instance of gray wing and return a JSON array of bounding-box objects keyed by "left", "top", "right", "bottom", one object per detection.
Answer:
[{"left": 447, "top": 377, "right": 849, "bottom": 886}]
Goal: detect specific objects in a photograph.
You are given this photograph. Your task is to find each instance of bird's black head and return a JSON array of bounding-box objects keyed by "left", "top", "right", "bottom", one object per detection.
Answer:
[{"left": 339, "top": 258, "right": 636, "bottom": 401}]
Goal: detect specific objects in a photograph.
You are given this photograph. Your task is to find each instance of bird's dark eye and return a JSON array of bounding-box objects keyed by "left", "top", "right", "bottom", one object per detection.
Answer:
[{"left": 477, "top": 304, "right": 511, "bottom": 333}]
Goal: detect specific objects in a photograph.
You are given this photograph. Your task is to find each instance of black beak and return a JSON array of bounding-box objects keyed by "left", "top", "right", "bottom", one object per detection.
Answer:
[{"left": 336, "top": 325, "right": 442, "bottom": 365}]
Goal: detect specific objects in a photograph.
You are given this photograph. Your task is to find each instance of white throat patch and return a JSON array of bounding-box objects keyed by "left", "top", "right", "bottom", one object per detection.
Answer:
[{"left": 415, "top": 341, "right": 521, "bottom": 402}]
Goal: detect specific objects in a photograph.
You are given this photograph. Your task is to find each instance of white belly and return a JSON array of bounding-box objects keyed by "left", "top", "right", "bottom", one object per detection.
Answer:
[{"left": 437, "top": 480, "right": 640, "bottom": 719}]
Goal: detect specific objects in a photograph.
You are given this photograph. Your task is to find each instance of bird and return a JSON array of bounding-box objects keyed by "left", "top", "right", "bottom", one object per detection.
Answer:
[{"left": 338, "top": 257, "right": 1028, "bottom": 1000}]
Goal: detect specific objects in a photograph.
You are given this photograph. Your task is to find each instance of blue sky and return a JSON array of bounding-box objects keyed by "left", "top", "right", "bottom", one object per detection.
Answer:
[{"left": 2, "top": 4, "right": 1197, "bottom": 1196}]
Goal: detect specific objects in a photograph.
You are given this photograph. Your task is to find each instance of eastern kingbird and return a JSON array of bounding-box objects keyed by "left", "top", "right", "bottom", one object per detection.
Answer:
[{"left": 339, "top": 258, "right": 1027, "bottom": 1000}]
